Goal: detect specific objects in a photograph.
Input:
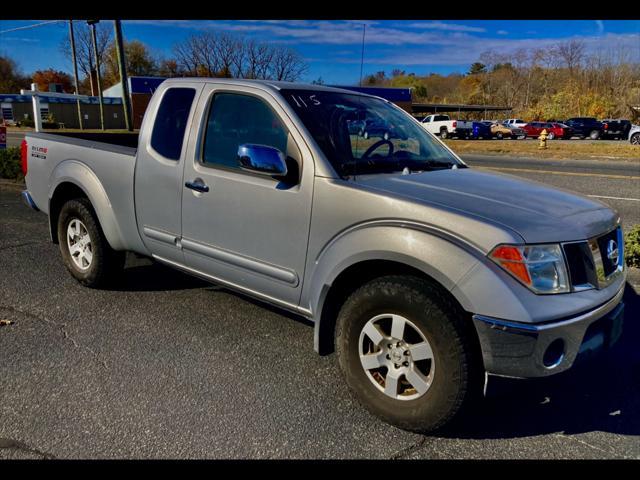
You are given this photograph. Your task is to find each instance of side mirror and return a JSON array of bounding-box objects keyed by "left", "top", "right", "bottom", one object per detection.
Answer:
[{"left": 237, "top": 144, "right": 288, "bottom": 177}]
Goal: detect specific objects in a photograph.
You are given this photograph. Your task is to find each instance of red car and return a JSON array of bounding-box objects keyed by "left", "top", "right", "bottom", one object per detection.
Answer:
[{"left": 522, "top": 121, "right": 574, "bottom": 139}]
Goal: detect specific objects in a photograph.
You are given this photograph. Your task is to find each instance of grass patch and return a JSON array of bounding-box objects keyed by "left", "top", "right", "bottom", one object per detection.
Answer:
[
  {"left": 625, "top": 225, "right": 640, "bottom": 268},
  {"left": 444, "top": 139, "right": 640, "bottom": 160},
  {"left": 0, "top": 147, "right": 23, "bottom": 181}
]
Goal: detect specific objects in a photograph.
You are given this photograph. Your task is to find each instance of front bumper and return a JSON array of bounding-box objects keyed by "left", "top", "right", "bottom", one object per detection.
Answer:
[{"left": 472, "top": 285, "right": 625, "bottom": 378}]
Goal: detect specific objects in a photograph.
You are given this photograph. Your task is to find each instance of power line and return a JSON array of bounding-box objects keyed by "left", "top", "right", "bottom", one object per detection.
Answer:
[{"left": 0, "top": 20, "right": 66, "bottom": 35}]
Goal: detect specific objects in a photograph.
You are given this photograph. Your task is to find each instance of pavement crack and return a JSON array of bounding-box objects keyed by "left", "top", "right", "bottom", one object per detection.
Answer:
[
  {"left": 552, "top": 433, "right": 634, "bottom": 459},
  {"left": 0, "top": 438, "right": 57, "bottom": 459},
  {"left": 0, "top": 303, "right": 109, "bottom": 371},
  {"left": 389, "top": 436, "right": 430, "bottom": 460},
  {"left": 0, "top": 241, "right": 47, "bottom": 252}
]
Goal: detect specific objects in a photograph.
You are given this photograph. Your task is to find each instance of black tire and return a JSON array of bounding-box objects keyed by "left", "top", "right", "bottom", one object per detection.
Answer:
[
  {"left": 57, "top": 198, "right": 125, "bottom": 288},
  {"left": 589, "top": 130, "right": 600, "bottom": 140},
  {"left": 440, "top": 129, "right": 448, "bottom": 139},
  {"left": 630, "top": 133, "right": 640, "bottom": 145},
  {"left": 496, "top": 133, "right": 503, "bottom": 140},
  {"left": 335, "top": 275, "right": 482, "bottom": 433},
  {"left": 547, "top": 132, "right": 555, "bottom": 140}
]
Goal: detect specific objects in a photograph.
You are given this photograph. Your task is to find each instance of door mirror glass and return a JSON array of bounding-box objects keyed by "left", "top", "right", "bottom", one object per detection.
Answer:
[{"left": 237, "top": 144, "right": 288, "bottom": 177}]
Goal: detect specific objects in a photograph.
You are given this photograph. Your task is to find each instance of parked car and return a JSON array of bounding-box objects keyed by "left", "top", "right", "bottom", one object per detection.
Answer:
[
  {"left": 360, "top": 118, "right": 408, "bottom": 141},
  {"left": 21, "top": 78, "right": 626, "bottom": 433},
  {"left": 420, "top": 114, "right": 458, "bottom": 139},
  {"left": 481, "top": 121, "right": 525, "bottom": 139},
  {"left": 455, "top": 120, "right": 492, "bottom": 139},
  {"left": 503, "top": 118, "right": 528, "bottom": 128},
  {"left": 629, "top": 124, "right": 640, "bottom": 145},
  {"left": 499, "top": 122, "right": 527, "bottom": 139},
  {"left": 563, "top": 117, "right": 604, "bottom": 140},
  {"left": 601, "top": 119, "right": 632, "bottom": 140},
  {"left": 522, "top": 122, "right": 573, "bottom": 140}
]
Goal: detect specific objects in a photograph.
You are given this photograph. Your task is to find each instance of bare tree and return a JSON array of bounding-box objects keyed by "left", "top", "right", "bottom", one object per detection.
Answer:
[
  {"left": 172, "top": 31, "right": 307, "bottom": 82},
  {"left": 270, "top": 47, "right": 308, "bottom": 82},
  {"left": 59, "top": 22, "right": 111, "bottom": 80},
  {"left": 557, "top": 40, "right": 586, "bottom": 76}
]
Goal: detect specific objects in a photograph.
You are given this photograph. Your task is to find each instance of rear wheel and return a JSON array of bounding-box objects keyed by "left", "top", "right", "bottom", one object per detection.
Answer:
[
  {"left": 57, "top": 198, "right": 125, "bottom": 288},
  {"left": 589, "top": 130, "right": 600, "bottom": 140},
  {"left": 547, "top": 132, "right": 555, "bottom": 140},
  {"left": 440, "top": 129, "right": 449, "bottom": 139},
  {"left": 336, "top": 275, "right": 482, "bottom": 433}
]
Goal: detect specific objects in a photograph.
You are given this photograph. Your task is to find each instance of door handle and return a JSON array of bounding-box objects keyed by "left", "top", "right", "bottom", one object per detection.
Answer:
[{"left": 185, "top": 180, "right": 209, "bottom": 193}]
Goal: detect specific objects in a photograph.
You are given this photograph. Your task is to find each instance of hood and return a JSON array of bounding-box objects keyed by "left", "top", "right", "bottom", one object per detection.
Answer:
[{"left": 356, "top": 167, "right": 618, "bottom": 244}]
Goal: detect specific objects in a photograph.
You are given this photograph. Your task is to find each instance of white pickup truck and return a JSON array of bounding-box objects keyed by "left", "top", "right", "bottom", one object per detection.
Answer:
[{"left": 419, "top": 114, "right": 458, "bottom": 139}]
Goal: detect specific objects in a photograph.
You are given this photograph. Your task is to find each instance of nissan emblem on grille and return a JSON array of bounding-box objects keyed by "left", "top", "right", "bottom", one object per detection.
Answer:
[{"left": 607, "top": 239, "right": 619, "bottom": 266}]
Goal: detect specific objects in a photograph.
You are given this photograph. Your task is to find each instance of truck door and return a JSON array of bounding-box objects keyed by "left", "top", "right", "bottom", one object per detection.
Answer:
[
  {"left": 180, "top": 84, "right": 314, "bottom": 308},
  {"left": 134, "top": 83, "right": 203, "bottom": 264}
]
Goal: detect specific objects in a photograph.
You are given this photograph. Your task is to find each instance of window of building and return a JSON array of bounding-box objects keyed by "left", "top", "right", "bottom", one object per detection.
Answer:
[{"left": 1, "top": 104, "right": 13, "bottom": 121}]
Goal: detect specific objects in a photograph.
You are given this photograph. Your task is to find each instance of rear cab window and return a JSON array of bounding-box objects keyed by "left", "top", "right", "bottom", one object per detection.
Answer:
[{"left": 151, "top": 87, "right": 197, "bottom": 160}]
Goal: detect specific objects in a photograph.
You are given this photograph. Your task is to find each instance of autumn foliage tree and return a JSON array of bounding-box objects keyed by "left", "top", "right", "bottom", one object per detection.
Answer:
[
  {"left": 32, "top": 69, "right": 74, "bottom": 93},
  {"left": 364, "top": 40, "right": 640, "bottom": 121}
]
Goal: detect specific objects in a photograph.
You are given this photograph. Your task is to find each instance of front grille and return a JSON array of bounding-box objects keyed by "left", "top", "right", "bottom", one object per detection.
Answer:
[
  {"left": 563, "top": 241, "right": 596, "bottom": 287},
  {"left": 562, "top": 227, "right": 622, "bottom": 291},
  {"left": 596, "top": 228, "right": 620, "bottom": 277}
]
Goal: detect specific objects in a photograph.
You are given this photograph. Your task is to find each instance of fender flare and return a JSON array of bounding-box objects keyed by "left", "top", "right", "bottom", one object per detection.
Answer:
[
  {"left": 303, "top": 223, "right": 489, "bottom": 353},
  {"left": 49, "top": 160, "right": 127, "bottom": 251}
]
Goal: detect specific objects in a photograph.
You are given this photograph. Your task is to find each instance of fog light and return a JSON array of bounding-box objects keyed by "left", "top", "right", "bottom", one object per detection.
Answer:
[{"left": 543, "top": 339, "right": 565, "bottom": 368}]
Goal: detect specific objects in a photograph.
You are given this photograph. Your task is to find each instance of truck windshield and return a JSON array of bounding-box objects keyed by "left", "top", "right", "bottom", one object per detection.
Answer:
[{"left": 280, "top": 89, "right": 464, "bottom": 177}]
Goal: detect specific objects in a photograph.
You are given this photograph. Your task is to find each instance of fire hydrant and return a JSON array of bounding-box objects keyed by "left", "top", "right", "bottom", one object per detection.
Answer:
[{"left": 538, "top": 129, "right": 548, "bottom": 149}]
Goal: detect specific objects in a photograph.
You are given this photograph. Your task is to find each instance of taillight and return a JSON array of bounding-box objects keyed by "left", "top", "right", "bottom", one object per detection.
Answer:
[
  {"left": 20, "top": 139, "right": 28, "bottom": 176},
  {"left": 452, "top": 121, "right": 457, "bottom": 128}
]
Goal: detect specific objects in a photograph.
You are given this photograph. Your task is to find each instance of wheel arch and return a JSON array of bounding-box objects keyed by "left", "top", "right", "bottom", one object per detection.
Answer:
[
  {"left": 48, "top": 161, "right": 126, "bottom": 250},
  {"left": 307, "top": 225, "right": 484, "bottom": 356}
]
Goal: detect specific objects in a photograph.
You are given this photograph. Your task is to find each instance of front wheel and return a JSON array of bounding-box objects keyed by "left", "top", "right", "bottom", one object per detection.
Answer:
[
  {"left": 336, "top": 275, "right": 482, "bottom": 433},
  {"left": 57, "top": 198, "right": 125, "bottom": 288},
  {"left": 547, "top": 132, "right": 555, "bottom": 140},
  {"left": 630, "top": 133, "right": 640, "bottom": 145}
]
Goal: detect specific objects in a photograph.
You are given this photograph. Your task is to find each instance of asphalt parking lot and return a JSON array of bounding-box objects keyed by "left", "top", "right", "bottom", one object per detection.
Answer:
[{"left": 1, "top": 156, "right": 639, "bottom": 459}]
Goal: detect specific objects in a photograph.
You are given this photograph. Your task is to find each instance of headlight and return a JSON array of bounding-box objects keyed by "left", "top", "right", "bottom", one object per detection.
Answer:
[{"left": 489, "top": 243, "right": 570, "bottom": 294}]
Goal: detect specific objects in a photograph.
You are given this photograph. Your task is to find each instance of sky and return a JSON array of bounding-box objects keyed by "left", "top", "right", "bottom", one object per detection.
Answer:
[{"left": 1, "top": 19, "right": 639, "bottom": 85}]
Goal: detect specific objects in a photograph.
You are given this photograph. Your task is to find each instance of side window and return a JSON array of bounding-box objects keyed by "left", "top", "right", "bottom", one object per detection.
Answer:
[
  {"left": 150, "top": 88, "right": 196, "bottom": 160},
  {"left": 202, "top": 92, "right": 288, "bottom": 170}
]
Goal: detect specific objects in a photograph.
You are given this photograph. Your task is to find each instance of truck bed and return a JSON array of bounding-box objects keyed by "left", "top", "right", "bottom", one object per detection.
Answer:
[{"left": 23, "top": 131, "right": 144, "bottom": 253}]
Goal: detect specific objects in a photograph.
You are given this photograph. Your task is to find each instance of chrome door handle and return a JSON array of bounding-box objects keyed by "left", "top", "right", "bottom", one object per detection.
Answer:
[{"left": 185, "top": 180, "right": 209, "bottom": 193}]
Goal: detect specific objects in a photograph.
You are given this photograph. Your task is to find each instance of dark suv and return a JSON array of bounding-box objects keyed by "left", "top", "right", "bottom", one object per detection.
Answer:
[
  {"left": 601, "top": 119, "right": 632, "bottom": 140},
  {"left": 563, "top": 117, "right": 604, "bottom": 140}
]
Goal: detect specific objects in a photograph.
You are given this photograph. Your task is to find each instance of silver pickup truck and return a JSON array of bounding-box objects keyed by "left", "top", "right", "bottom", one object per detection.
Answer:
[{"left": 21, "top": 78, "right": 626, "bottom": 432}]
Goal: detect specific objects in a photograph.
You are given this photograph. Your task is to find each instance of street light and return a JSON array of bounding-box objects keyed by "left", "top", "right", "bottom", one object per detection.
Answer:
[{"left": 87, "top": 19, "right": 105, "bottom": 130}]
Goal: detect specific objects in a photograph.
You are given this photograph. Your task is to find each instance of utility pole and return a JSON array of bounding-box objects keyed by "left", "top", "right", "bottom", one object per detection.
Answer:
[
  {"left": 113, "top": 20, "right": 133, "bottom": 131},
  {"left": 359, "top": 24, "right": 366, "bottom": 87},
  {"left": 68, "top": 20, "right": 84, "bottom": 130},
  {"left": 87, "top": 20, "right": 105, "bottom": 130}
]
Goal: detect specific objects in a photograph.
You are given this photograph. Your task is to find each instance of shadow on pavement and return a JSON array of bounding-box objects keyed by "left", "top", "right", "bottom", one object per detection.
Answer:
[
  {"left": 105, "top": 255, "right": 639, "bottom": 440},
  {"left": 103, "top": 254, "right": 208, "bottom": 292},
  {"left": 443, "top": 281, "right": 640, "bottom": 440}
]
